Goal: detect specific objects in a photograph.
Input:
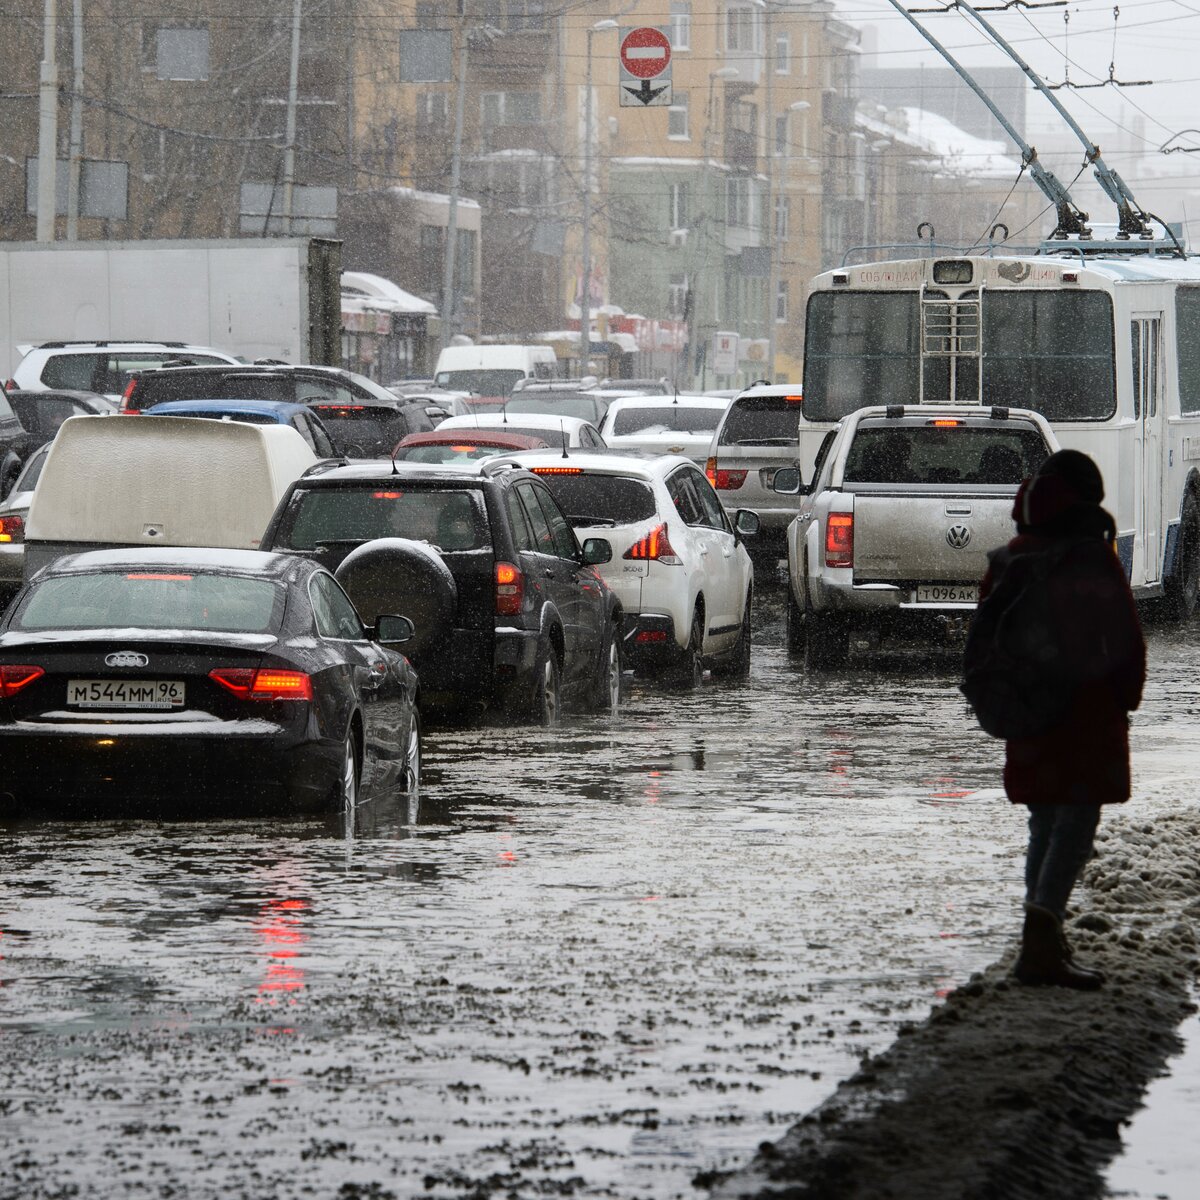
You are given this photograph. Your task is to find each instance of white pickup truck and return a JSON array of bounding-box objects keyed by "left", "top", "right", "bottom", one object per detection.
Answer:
[{"left": 774, "top": 404, "right": 1059, "bottom": 668}]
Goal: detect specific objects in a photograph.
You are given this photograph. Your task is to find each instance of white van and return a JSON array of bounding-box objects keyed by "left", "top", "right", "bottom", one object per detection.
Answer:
[
  {"left": 433, "top": 344, "right": 557, "bottom": 397},
  {"left": 23, "top": 415, "right": 317, "bottom": 580}
]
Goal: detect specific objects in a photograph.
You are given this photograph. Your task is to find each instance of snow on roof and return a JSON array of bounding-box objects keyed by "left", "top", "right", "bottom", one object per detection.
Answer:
[
  {"left": 860, "top": 107, "right": 1022, "bottom": 179},
  {"left": 341, "top": 271, "right": 437, "bottom": 315},
  {"left": 387, "top": 185, "right": 481, "bottom": 210}
]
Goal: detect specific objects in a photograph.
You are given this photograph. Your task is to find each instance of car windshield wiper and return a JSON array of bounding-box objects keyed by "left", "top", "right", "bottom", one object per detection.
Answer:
[
  {"left": 568, "top": 515, "right": 617, "bottom": 527},
  {"left": 729, "top": 436, "right": 794, "bottom": 446}
]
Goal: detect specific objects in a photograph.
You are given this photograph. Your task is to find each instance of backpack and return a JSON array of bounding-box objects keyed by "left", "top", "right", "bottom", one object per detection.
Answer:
[{"left": 960, "top": 543, "right": 1079, "bottom": 740}]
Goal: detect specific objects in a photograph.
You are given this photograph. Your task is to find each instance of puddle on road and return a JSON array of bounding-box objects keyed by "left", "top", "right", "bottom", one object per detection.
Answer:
[{"left": 4, "top": 591, "right": 1194, "bottom": 1199}]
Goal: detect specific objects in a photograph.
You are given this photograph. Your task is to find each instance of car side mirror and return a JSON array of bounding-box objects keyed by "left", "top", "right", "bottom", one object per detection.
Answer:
[
  {"left": 580, "top": 537, "right": 612, "bottom": 566},
  {"left": 773, "top": 466, "right": 803, "bottom": 495},
  {"left": 375, "top": 614, "right": 415, "bottom": 644},
  {"left": 733, "top": 509, "right": 760, "bottom": 540}
]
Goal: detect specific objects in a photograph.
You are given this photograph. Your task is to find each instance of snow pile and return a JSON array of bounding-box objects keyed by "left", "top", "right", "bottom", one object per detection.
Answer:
[{"left": 711, "top": 805, "right": 1200, "bottom": 1200}]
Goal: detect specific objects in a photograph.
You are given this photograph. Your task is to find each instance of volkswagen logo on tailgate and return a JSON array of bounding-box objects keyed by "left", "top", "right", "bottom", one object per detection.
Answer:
[
  {"left": 105, "top": 651, "right": 149, "bottom": 668},
  {"left": 946, "top": 524, "right": 972, "bottom": 550}
]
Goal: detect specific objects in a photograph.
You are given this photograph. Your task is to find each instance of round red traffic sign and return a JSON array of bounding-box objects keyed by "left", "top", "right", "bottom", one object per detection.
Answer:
[{"left": 619, "top": 27, "right": 672, "bottom": 80}]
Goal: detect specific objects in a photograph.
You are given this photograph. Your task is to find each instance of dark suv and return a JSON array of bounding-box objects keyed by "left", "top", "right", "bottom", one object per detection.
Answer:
[
  {"left": 0, "top": 385, "right": 35, "bottom": 499},
  {"left": 260, "top": 461, "right": 623, "bottom": 723},
  {"left": 120, "top": 364, "right": 436, "bottom": 455}
]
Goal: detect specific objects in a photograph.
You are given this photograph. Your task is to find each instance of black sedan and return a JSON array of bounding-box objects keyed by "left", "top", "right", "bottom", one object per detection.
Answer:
[{"left": 0, "top": 548, "right": 421, "bottom": 816}]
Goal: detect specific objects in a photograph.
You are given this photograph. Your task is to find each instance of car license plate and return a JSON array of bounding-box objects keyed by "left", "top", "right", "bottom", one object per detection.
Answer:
[
  {"left": 914, "top": 584, "right": 978, "bottom": 604},
  {"left": 67, "top": 679, "right": 186, "bottom": 709}
]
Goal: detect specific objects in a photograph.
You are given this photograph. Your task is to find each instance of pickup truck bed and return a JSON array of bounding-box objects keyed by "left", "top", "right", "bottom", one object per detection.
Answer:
[{"left": 782, "top": 405, "right": 1058, "bottom": 666}]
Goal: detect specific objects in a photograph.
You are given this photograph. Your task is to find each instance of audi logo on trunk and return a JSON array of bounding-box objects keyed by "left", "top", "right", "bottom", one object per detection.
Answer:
[
  {"left": 105, "top": 651, "right": 149, "bottom": 668},
  {"left": 946, "top": 525, "right": 972, "bottom": 549}
]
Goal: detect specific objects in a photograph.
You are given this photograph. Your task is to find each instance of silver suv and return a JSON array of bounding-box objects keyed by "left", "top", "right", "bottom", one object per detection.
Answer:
[
  {"left": 705, "top": 384, "right": 806, "bottom": 543},
  {"left": 8, "top": 341, "right": 239, "bottom": 401}
]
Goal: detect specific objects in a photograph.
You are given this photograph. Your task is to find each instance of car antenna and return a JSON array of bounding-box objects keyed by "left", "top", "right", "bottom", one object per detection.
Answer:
[
  {"left": 390, "top": 445, "right": 400, "bottom": 475},
  {"left": 561, "top": 420, "right": 569, "bottom": 459}
]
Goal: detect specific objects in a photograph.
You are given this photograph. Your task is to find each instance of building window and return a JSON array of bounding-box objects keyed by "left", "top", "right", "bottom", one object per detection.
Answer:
[
  {"left": 415, "top": 2, "right": 442, "bottom": 28},
  {"left": 725, "top": 5, "right": 760, "bottom": 52},
  {"left": 668, "top": 272, "right": 689, "bottom": 317},
  {"left": 668, "top": 91, "right": 689, "bottom": 140},
  {"left": 670, "top": 1, "right": 692, "bottom": 51},
  {"left": 669, "top": 181, "right": 689, "bottom": 230},
  {"left": 775, "top": 113, "right": 788, "bottom": 156},
  {"left": 775, "top": 32, "right": 790, "bottom": 74},
  {"left": 775, "top": 194, "right": 790, "bottom": 241},
  {"left": 144, "top": 26, "right": 210, "bottom": 80},
  {"left": 482, "top": 0, "right": 546, "bottom": 32},
  {"left": 418, "top": 92, "right": 449, "bottom": 130},
  {"left": 726, "top": 176, "right": 751, "bottom": 228},
  {"left": 776, "top": 279, "right": 789, "bottom": 323}
]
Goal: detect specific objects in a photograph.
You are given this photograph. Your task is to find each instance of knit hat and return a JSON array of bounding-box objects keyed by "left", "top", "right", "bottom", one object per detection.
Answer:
[{"left": 1013, "top": 450, "right": 1105, "bottom": 529}]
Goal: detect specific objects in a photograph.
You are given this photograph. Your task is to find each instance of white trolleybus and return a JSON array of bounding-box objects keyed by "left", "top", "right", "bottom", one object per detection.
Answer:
[{"left": 798, "top": 244, "right": 1200, "bottom": 616}]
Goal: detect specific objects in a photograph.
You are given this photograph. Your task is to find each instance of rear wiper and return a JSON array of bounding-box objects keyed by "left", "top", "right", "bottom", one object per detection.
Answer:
[
  {"left": 312, "top": 539, "right": 372, "bottom": 549},
  {"left": 730, "top": 437, "right": 794, "bottom": 446},
  {"left": 568, "top": 515, "right": 617, "bottom": 527}
]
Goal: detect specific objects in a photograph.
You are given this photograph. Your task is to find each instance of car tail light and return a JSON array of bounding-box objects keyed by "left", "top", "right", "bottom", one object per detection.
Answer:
[
  {"left": 0, "top": 665, "right": 44, "bottom": 698},
  {"left": 0, "top": 514, "right": 24, "bottom": 544},
  {"left": 529, "top": 466, "right": 583, "bottom": 475},
  {"left": 314, "top": 404, "right": 366, "bottom": 413},
  {"left": 825, "top": 512, "right": 854, "bottom": 568},
  {"left": 706, "top": 456, "right": 747, "bottom": 490},
  {"left": 623, "top": 523, "right": 680, "bottom": 565},
  {"left": 209, "top": 668, "right": 313, "bottom": 701},
  {"left": 120, "top": 378, "right": 138, "bottom": 412},
  {"left": 495, "top": 561, "right": 525, "bottom": 616}
]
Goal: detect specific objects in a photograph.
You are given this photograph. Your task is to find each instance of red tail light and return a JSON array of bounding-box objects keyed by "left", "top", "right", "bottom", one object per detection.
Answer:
[
  {"left": 120, "top": 378, "right": 138, "bottom": 412},
  {"left": 0, "top": 665, "right": 44, "bottom": 698},
  {"left": 3, "top": 379, "right": 16, "bottom": 392},
  {"left": 623, "top": 523, "right": 681, "bottom": 565},
  {"left": 209, "top": 668, "right": 313, "bottom": 701},
  {"left": 705, "top": 456, "right": 747, "bottom": 490},
  {"left": 0, "top": 514, "right": 24, "bottom": 544},
  {"left": 825, "top": 512, "right": 854, "bottom": 568},
  {"left": 495, "top": 561, "right": 525, "bottom": 616}
]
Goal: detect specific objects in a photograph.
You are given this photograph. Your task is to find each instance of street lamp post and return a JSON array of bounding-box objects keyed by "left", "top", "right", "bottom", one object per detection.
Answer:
[
  {"left": 580, "top": 19, "right": 617, "bottom": 375},
  {"left": 766, "top": 99, "right": 809, "bottom": 382},
  {"left": 685, "top": 66, "right": 739, "bottom": 389}
]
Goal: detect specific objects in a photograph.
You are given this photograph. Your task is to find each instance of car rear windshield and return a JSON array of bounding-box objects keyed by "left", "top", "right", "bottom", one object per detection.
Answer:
[
  {"left": 843, "top": 424, "right": 1050, "bottom": 486},
  {"left": 717, "top": 395, "right": 804, "bottom": 446},
  {"left": 14, "top": 572, "right": 284, "bottom": 632},
  {"left": 505, "top": 394, "right": 605, "bottom": 423},
  {"left": 611, "top": 406, "right": 724, "bottom": 436},
  {"left": 307, "top": 409, "right": 402, "bottom": 456},
  {"left": 277, "top": 487, "right": 489, "bottom": 552},
  {"left": 435, "top": 369, "right": 525, "bottom": 396},
  {"left": 394, "top": 444, "right": 512, "bottom": 464},
  {"left": 531, "top": 473, "right": 657, "bottom": 526},
  {"left": 42, "top": 353, "right": 229, "bottom": 393}
]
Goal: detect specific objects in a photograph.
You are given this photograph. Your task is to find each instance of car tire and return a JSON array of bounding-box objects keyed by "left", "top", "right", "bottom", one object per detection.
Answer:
[
  {"left": 588, "top": 627, "right": 622, "bottom": 715},
  {"left": 400, "top": 708, "right": 421, "bottom": 796},
  {"left": 1166, "top": 490, "right": 1200, "bottom": 622},
  {"left": 531, "top": 645, "right": 563, "bottom": 726},
  {"left": 713, "top": 592, "right": 752, "bottom": 679},
  {"left": 805, "top": 611, "right": 849, "bottom": 671},
  {"left": 336, "top": 730, "right": 360, "bottom": 811},
  {"left": 666, "top": 608, "right": 704, "bottom": 690},
  {"left": 786, "top": 586, "right": 806, "bottom": 656}
]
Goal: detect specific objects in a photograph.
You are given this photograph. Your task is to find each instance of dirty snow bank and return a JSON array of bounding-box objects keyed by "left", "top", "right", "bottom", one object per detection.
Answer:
[{"left": 710, "top": 806, "right": 1200, "bottom": 1200}]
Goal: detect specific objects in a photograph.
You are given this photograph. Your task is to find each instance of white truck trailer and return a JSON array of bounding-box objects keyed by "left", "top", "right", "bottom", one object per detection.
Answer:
[{"left": 0, "top": 237, "right": 342, "bottom": 379}]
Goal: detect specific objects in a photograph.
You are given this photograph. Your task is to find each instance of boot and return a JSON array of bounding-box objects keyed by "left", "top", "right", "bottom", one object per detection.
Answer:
[
  {"left": 1056, "top": 921, "right": 1106, "bottom": 987},
  {"left": 1014, "top": 905, "right": 1104, "bottom": 990}
]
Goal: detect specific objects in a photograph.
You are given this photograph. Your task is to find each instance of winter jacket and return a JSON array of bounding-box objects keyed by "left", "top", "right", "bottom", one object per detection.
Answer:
[{"left": 978, "top": 485, "right": 1146, "bottom": 807}]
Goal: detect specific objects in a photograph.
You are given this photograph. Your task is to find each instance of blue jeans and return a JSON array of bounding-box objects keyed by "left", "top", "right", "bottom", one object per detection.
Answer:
[{"left": 1025, "top": 804, "right": 1101, "bottom": 919}]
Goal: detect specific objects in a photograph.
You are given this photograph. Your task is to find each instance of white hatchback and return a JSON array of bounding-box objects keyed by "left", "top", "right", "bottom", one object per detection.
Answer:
[
  {"left": 599, "top": 394, "right": 733, "bottom": 465},
  {"left": 494, "top": 450, "right": 759, "bottom": 686}
]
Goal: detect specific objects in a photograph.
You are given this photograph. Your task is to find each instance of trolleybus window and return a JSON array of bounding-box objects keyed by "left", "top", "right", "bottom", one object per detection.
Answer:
[
  {"left": 982, "top": 292, "right": 1115, "bottom": 421},
  {"left": 1176, "top": 288, "right": 1200, "bottom": 415},
  {"left": 805, "top": 290, "right": 1115, "bottom": 422},
  {"left": 804, "top": 293, "right": 922, "bottom": 420}
]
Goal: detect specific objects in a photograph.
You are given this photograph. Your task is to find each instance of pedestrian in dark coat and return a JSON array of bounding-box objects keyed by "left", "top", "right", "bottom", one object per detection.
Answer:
[{"left": 978, "top": 449, "right": 1145, "bottom": 989}]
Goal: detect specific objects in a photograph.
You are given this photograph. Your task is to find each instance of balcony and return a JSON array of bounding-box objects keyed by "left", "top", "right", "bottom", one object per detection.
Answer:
[{"left": 724, "top": 127, "right": 758, "bottom": 174}]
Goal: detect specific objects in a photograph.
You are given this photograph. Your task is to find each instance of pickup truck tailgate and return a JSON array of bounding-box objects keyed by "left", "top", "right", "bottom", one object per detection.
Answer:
[{"left": 851, "top": 493, "right": 1014, "bottom": 584}]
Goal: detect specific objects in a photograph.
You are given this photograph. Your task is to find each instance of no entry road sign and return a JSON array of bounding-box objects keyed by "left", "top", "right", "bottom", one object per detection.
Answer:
[
  {"left": 619, "top": 26, "right": 672, "bottom": 107},
  {"left": 619, "top": 27, "right": 671, "bottom": 79}
]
